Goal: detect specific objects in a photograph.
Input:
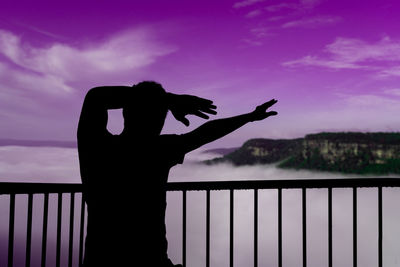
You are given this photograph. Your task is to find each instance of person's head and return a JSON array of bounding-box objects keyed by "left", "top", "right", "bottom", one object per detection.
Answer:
[{"left": 122, "top": 81, "right": 168, "bottom": 137}]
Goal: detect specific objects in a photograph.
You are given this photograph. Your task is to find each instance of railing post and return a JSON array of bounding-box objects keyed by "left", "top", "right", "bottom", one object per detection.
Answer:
[
  {"left": 41, "top": 193, "right": 49, "bottom": 267},
  {"left": 302, "top": 188, "right": 307, "bottom": 267},
  {"left": 206, "top": 190, "right": 210, "bottom": 267},
  {"left": 182, "top": 190, "right": 187, "bottom": 267},
  {"left": 68, "top": 193, "right": 75, "bottom": 267},
  {"left": 26, "top": 193, "right": 33, "bottom": 267},
  {"left": 8, "top": 193, "right": 15, "bottom": 267},
  {"left": 353, "top": 187, "right": 357, "bottom": 267},
  {"left": 254, "top": 189, "right": 258, "bottom": 267},
  {"left": 230, "top": 189, "right": 234, "bottom": 267},
  {"left": 328, "top": 188, "right": 332, "bottom": 267},
  {"left": 79, "top": 194, "right": 86, "bottom": 267},
  {"left": 278, "top": 188, "right": 282, "bottom": 267},
  {"left": 56, "top": 193, "right": 63, "bottom": 267},
  {"left": 378, "top": 187, "right": 383, "bottom": 267}
]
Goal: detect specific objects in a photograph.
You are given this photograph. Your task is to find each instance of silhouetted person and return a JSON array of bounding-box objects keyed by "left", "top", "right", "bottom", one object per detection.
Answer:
[{"left": 77, "top": 81, "right": 277, "bottom": 266}]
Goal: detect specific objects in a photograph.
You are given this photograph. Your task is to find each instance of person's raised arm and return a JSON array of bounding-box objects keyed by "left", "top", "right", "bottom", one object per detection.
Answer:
[
  {"left": 77, "top": 86, "right": 133, "bottom": 138},
  {"left": 180, "top": 99, "right": 278, "bottom": 153}
]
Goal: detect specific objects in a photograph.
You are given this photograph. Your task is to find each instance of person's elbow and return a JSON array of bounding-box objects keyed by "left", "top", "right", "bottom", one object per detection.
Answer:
[{"left": 83, "top": 87, "right": 107, "bottom": 108}]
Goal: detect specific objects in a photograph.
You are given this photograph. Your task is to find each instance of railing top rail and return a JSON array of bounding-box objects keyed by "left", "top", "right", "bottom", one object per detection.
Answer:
[
  {"left": 1, "top": 178, "right": 400, "bottom": 194},
  {"left": 0, "top": 182, "right": 83, "bottom": 195},
  {"left": 166, "top": 178, "right": 400, "bottom": 191}
]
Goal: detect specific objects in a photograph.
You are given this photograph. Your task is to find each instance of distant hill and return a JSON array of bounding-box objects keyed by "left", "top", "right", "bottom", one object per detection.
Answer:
[
  {"left": 203, "top": 147, "right": 239, "bottom": 156},
  {"left": 0, "top": 139, "right": 76, "bottom": 148},
  {"left": 205, "top": 132, "right": 400, "bottom": 175}
]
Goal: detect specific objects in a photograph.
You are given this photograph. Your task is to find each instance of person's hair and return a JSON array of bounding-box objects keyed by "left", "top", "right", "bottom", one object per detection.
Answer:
[{"left": 122, "top": 81, "right": 168, "bottom": 134}]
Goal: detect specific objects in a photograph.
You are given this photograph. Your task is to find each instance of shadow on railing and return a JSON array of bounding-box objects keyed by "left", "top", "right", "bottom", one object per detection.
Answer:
[{"left": 1, "top": 178, "right": 400, "bottom": 267}]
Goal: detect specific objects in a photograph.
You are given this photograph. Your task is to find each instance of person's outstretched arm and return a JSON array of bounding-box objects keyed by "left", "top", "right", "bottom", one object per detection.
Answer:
[{"left": 180, "top": 99, "right": 278, "bottom": 153}]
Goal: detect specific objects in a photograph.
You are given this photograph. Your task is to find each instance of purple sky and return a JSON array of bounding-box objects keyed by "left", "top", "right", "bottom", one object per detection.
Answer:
[{"left": 1, "top": 0, "right": 400, "bottom": 147}]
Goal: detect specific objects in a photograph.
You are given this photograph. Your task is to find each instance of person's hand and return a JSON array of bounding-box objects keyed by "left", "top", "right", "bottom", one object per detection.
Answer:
[
  {"left": 168, "top": 93, "right": 217, "bottom": 126},
  {"left": 249, "top": 99, "right": 278, "bottom": 121}
]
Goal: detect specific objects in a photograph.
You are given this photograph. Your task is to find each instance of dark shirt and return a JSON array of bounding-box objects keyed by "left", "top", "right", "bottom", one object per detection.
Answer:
[{"left": 78, "top": 131, "right": 186, "bottom": 266}]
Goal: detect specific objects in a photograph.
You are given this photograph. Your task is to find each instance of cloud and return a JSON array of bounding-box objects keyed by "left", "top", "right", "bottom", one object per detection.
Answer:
[
  {"left": 0, "top": 28, "right": 176, "bottom": 84},
  {"left": 283, "top": 37, "right": 400, "bottom": 76},
  {"left": 233, "top": 0, "right": 265, "bottom": 9},
  {"left": 0, "top": 27, "right": 177, "bottom": 140},
  {"left": 265, "top": 3, "right": 298, "bottom": 12},
  {"left": 283, "top": 55, "right": 362, "bottom": 69},
  {"left": 300, "top": 0, "right": 321, "bottom": 8},
  {"left": 1, "top": 146, "right": 400, "bottom": 266},
  {"left": 341, "top": 93, "right": 400, "bottom": 110},
  {"left": 384, "top": 88, "right": 400, "bottom": 96},
  {"left": 281, "top": 16, "right": 341, "bottom": 28},
  {"left": 250, "top": 27, "right": 270, "bottom": 38},
  {"left": 377, "top": 66, "right": 400, "bottom": 78},
  {"left": 265, "top": 0, "right": 320, "bottom": 13},
  {"left": 245, "top": 9, "right": 263, "bottom": 18},
  {"left": 0, "top": 146, "right": 80, "bottom": 183}
]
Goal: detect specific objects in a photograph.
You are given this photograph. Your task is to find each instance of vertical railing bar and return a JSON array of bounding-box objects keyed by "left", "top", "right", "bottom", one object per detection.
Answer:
[
  {"left": 254, "top": 189, "right": 258, "bottom": 267},
  {"left": 41, "top": 193, "right": 49, "bottom": 267},
  {"left": 378, "top": 187, "right": 382, "bottom": 267},
  {"left": 68, "top": 193, "right": 75, "bottom": 267},
  {"left": 79, "top": 194, "right": 86, "bottom": 267},
  {"left": 8, "top": 193, "right": 15, "bottom": 267},
  {"left": 328, "top": 188, "right": 332, "bottom": 267},
  {"left": 353, "top": 187, "right": 357, "bottom": 267},
  {"left": 230, "top": 189, "right": 234, "bottom": 267},
  {"left": 206, "top": 190, "right": 210, "bottom": 267},
  {"left": 25, "top": 193, "right": 33, "bottom": 267},
  {"left": 56, "top": 193, "right": 63, "bottom": 267},
  {"left": 278, "top": 188, "right": 282, "bottom": 267},
  {"left": 302, "top": 188, "right": 307, "bottom": 267},
  {"left": 182, "top": 190, "right": 187, "bottom": 267}
]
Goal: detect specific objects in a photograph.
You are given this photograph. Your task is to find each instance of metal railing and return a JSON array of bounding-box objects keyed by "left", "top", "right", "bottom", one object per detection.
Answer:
[
  {"left": 166, "top": 178, "right": 400, "bottom": 267},
  {"left": 1, "top": 178, "right": 400, "bottom": 267},
  {"left": 1, "top": 183, "right": 85, "bottom": 267}
]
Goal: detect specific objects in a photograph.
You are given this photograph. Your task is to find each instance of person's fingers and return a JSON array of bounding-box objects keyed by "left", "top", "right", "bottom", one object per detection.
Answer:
[
  {"left": 266, "top": 99, "right": 278, "bottom": 107},
  {"left": 195, "top": 96, "right": 214, "bottom": 105},
  {"left": 193, "top": 110, "right": 210, "bottom": 119},
  {"left": 266, "top": 111, "right": 278, "bottom": 117},
  {"left": 179, "top": 117, "right": 190, "bottom": 126},
  {"left": 201, "top": 107, "right": 217, "bottom": 115},
  {"left": 260, "top": 99, "right": 278, "bottom": 110}
]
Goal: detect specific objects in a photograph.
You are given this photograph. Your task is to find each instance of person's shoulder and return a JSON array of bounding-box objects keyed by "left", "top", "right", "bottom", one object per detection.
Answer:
[{"left": 159, "top": 134, "right": 186, "bottom": 148}]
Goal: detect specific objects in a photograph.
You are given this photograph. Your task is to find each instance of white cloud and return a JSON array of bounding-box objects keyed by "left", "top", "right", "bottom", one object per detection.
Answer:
[
  {"left": 241, "top": 38, "right": 263, "bottom": 47},
  {"left": 2, "top": 146, "right": 399, "bottom": 267},
  {"left": 300, "top": 0, "right": 321, "bottom": 8},
  {"left": 233, "top": 0, "right": 265, "bottom": 9},
  {"left": 377, "top": 66, "right": 400, "bottom": 78},
  {"left": 265, "top": 0, "right": 320, "bottom": 13},
  {"left": 342, "top": 93, "right": 400, "bottom": 109},
  {"left": 283, "top": 55, "right": 362, "bottom": 69},
  {"left": 0, "top": 28, "right": 176, "bottom": 83},
  {"left": 0, "top": 27, "right": 177, "bottom": 140},
  {"left": 283, "top": 37, "right": 400, "bottom": 77},
  {"left": 325, "top": 37, "right": 400, "bottom": 63},
  {"left": 265, "top": 3, "right": 297, "bottom": 12},
  {"left": 282, "top": 16, "right": 341, "bottom": 28},
  {"left": 384, "top": 88, "right": 400, "bottom": 96},
  {"left": 245, "top": 9, "right": 263, "bottom": 18},
  {"left": 250, "top": 27, "right": 270, "bottom": 38}
]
